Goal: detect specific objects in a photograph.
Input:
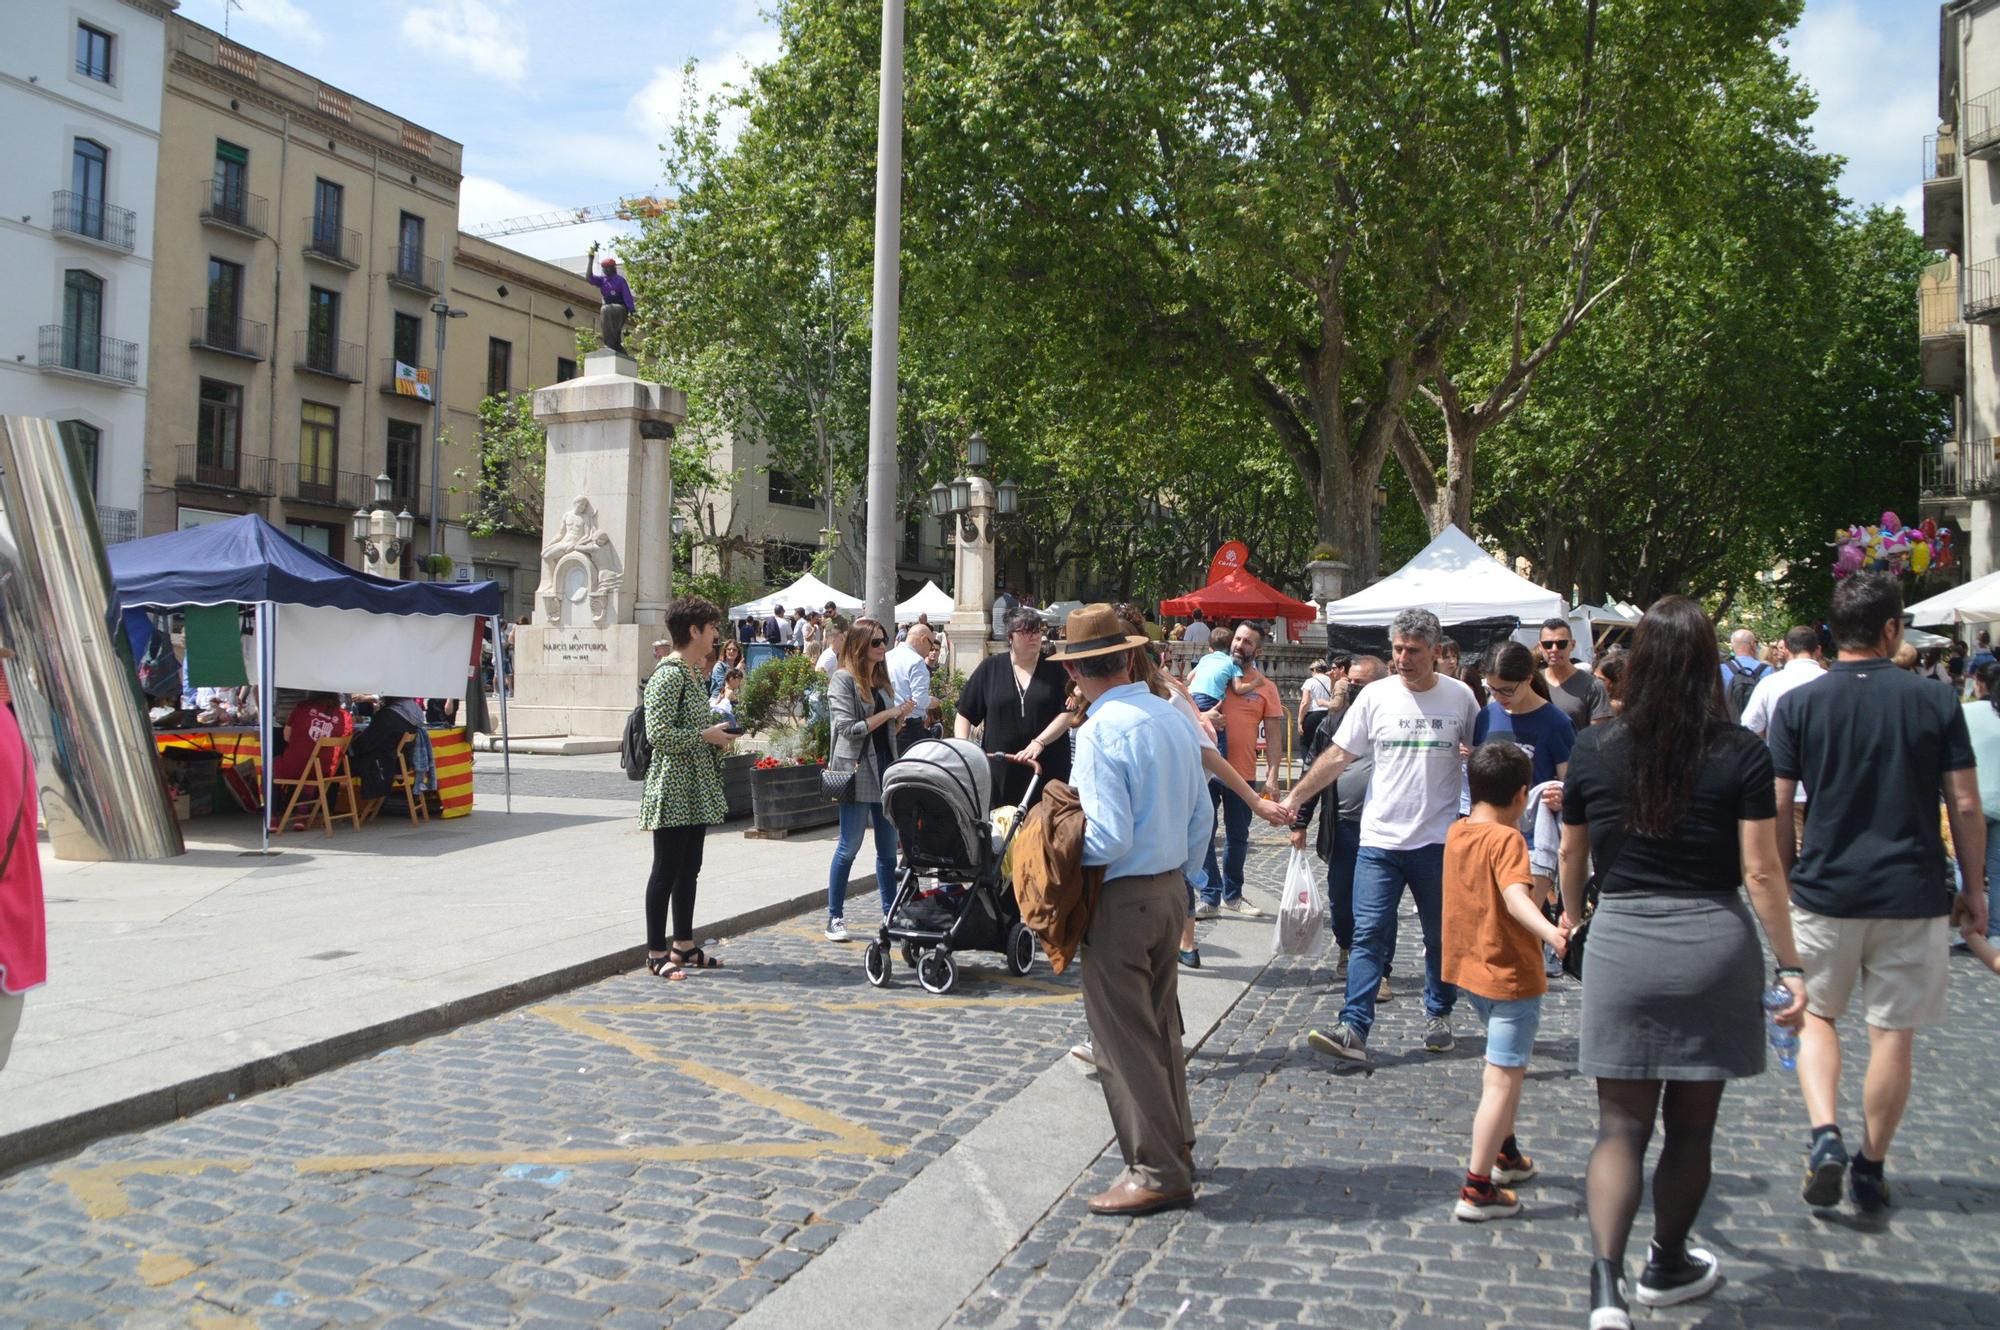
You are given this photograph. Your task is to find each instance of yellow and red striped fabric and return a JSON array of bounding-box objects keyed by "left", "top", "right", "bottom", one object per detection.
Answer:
[{"left": 431, "top": 726, "right": 473, "bottom": 819}]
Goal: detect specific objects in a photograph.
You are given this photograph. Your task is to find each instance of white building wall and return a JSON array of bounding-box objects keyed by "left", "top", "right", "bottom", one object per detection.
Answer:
[{"left": 0, "top": 0, "right": 167, "bottom": 534}]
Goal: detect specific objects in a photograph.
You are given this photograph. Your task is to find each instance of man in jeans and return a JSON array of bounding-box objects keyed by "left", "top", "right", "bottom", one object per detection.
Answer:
[
  {"left": 1283, "top": 608, "right": 1479, "bottom": 1063},
  {"left": 1770, "top": 573, "right": 1988, "bottom": 1212},
  {"left": 1195, "top": 621, "right": 1282, "bottom": 919}
]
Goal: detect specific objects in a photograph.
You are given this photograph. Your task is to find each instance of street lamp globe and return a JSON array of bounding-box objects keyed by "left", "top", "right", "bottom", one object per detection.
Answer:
[
  {"left": 949, "top": 476, "right": 972, "bottom": 514},
  {"left": 928, "top": 482, "right": 950, "bottom": 519},
  {"left": 965, "top": 430, "right": 989, "bottom": 471},
  {"left": 350, "top": 508, "right": 369, "bottom": 542},
  {"left": 996, "top": 478, "right": 1020, "bottom": 516},
  {"left": 395, "top": 509, "right": 415, "bottom": 542},
  {"left": 373, "top": 472, "right": 393, "bottom": 506}
]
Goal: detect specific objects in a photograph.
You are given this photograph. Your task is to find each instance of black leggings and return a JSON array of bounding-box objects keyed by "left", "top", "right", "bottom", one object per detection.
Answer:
[
  {"left": 646, "top": 824, "right": 706, "bottom": 951},
  {"left": 1587, "top": 1077, "right": 1727, "bottom": 1267}
]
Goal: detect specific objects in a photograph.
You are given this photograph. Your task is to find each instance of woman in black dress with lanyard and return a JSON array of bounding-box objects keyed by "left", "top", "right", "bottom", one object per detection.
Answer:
[{"left": 954, "top": 606, "right": 1071, "bottom": 807}]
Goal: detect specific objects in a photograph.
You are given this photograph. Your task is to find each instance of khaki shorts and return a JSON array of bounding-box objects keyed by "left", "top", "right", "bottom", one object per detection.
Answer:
[{"left": 1791, "top": 908, "right": 1949, "bottom": 1030}]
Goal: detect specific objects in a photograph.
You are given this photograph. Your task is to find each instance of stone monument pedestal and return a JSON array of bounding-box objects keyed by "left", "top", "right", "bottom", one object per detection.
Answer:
[{"left": 504, "top": 348, "right": 686, "bottom": 740}]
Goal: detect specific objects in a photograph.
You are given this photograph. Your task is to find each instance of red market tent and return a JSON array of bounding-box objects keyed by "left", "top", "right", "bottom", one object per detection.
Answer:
[{"left": 1161, "top": 568, "right": 1318, "bottom": 622}]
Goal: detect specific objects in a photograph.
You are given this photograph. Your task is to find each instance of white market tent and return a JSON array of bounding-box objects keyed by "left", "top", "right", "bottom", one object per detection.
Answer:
[
  {"left": 1323, "top": 525, "right": 1586, "bottom": 659},
  {"left": 1905, "top": 568, "right": 2000, "bottom": 625},
  {"left": 894, "top": 580, "right": 955, "bottom": 623},
  {"left": 728, "top": 572, "right": 863, "bottom": 620}
]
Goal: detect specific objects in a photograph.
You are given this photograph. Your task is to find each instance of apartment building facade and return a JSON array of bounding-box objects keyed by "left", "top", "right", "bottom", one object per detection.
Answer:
[{"left": 0, "top": 0, "right": 173, "bottom": 543}]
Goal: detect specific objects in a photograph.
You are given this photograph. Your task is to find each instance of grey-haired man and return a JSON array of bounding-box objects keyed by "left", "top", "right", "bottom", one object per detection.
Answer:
[{"left": 1281, "top": 607, "right": 1479, "bottom": 1063}]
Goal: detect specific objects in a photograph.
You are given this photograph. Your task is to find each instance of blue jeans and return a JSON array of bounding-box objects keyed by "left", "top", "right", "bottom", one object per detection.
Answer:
[
  {"left": 1986, "top": 817, "right": 2000, "bottom": 940},
  {"left": 1200, "top": 778, "right": 1252, "bottom": 906},
  {"left": 829, "top": 799, "right": 898, "bottom": 919},
  {"left": 1340, "top": 843, "right": 1455, "bottom": 1041}
]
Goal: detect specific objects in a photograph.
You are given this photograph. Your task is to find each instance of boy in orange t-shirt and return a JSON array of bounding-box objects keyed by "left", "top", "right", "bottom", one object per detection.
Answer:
[{"left": 1442, "top": 742, "right": 1569, "bottom": 1222}]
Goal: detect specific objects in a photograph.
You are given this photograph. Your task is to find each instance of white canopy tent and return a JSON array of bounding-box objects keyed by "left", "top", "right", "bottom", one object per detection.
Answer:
[
  {"left": 894, "top": 580, "right": 955, "bottom": 623},
  {"left": 728, "top": 572, "right": 863, "bottom": 620},
  {"left": 1904, "top": 569, "right": 2000, "bottom": 625},
  {"left": 1323, "top": 525, "right": 1585, "bottom": 656}
]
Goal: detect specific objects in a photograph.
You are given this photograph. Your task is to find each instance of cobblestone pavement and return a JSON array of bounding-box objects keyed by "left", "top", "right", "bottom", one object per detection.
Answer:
[
  {"left": 0, "top": 881, "right": 1093, "bottom": 1330},
  {"left": 963, "top": 842, "right": 2000, "bottom": 1329}
]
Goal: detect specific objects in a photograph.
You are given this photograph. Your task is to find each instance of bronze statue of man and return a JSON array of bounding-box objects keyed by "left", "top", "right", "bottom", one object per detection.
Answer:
[{"left": 584, "top": 242, "right": 635, "bottom": 355}]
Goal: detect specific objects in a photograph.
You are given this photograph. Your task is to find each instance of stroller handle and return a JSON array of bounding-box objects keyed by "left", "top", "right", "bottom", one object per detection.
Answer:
[{"left": 994, "top": 752, "right": 1041, "bottom": 860}]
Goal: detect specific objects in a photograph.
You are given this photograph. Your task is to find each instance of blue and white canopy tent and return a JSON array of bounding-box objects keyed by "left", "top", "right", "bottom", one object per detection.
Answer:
[{"left": 107, "top": 515, "right": 511, "bottom": 849}]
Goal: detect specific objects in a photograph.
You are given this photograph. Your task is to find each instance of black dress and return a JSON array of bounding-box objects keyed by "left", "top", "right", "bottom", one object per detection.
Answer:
[{"left": 955, "top": 651, "right": 1072, "bottom": 807}]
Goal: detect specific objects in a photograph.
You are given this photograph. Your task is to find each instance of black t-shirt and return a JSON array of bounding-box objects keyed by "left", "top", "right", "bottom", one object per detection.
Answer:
[
  {"left": 955, "top": 651, "right": 1072, "bottom": 805},
  {"left": 1562, "top": 721, "right": 1775, "bottom": 895},
  {"left": 1769, "top": 658, "right": 1974, "bottom": 918}
]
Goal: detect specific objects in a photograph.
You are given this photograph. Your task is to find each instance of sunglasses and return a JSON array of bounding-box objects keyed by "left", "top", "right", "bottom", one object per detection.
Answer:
[
  {"left": 870, "top": 637, "right": 888, "bottom": 647},
  {"left": 1541, "top": 640, "right": 1570, "bottom": 650}
]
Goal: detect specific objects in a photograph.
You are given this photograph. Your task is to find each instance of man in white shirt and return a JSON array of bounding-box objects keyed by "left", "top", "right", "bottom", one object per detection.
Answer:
[
  {"left": 1282, "top": 607, "right": 1479, "bottom": 1064},
  {"left": 887, "top": 623, "right": 934, "bottom": 748},
  {"left": 1182, "top": 611, "right": 1212, "bottom": 651},
  {"left": 814, "top": 618, "right": 847, "bottom": 674},
  {"left": 1742, "top": 625, "right": 1825, "bottom": 842}
]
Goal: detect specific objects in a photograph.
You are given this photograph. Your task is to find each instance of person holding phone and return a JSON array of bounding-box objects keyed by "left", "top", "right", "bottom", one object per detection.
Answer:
[{"left": 825, "top": 617, "right": 911, "bottom": 942}]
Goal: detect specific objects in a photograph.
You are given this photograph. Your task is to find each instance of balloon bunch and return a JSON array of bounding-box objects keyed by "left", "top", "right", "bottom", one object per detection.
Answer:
[{"left": 1832, "top": 512, "right": 1954, "bottom": 580}]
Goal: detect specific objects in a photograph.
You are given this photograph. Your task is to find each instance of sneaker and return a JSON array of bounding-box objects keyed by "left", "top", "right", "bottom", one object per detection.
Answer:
[
  {"left": 1424, "top": 1014, "right": 1455, "bottom": 1053},
  {"left": 1849, "top": 1165, "right": 1892, "bottom": 1214},
  {"left": 1633, "top": 1243, "right": 1720, "bottom": 1309},
  {"left": 1068, "top": 1042, "right": 1098, "bottom": 1072},
  {"left": 1452, "top": 1183, "right": 1520, "bottom": 1222},
  {"left": 1222, "top": 897, "right": 1265, "bottom": 918},
  {"left": 1178, "top": 947, "right": 1202, "bottom": 969},
  {"left": 1493, "top": 1150, "right": 1537, "bottom": 1185},
  {"left": 824, "top": 918, "right": 849, "bottom": 942},
  {"left": 1306, "top": 1022, "right": 1368, "bottom": 1064},
  {"left": 1589, "top": 1259, "right": 1632, "bottom": 1330},
  {"left": 1335, "top": 947, "right": 1349, "bottom": 976},
  {"left": 1375, "top": 975, "right": 1394, "bottom": 1002},
  {"left": 1802, "top": 1130, "right": 1849, "bottom": 1208},
  {"left": 1192, "top": 902, "right": 1220, "bottom": 920}
]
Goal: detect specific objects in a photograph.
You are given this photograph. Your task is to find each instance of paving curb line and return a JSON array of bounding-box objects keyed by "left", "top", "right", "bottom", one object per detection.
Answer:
[{"left": 0, "top": 884, "right": 838, "bottom": 1178}]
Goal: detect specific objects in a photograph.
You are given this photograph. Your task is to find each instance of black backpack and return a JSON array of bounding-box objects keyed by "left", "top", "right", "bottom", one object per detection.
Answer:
[
  {"left": 621, "top": 702, "right": 652, "bottom": 780},
  {"left": 1723, "top": 659, "right": 1768, "bottom": 723}
]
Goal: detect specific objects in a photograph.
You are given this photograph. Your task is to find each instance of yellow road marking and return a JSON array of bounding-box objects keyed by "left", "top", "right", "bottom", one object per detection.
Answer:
[
  {"left": 137, "top": 1251, "right": 199, "bottom": 1285},
  {"left": 53, "top": 1161, "right": 252, "bottom": 1220}
]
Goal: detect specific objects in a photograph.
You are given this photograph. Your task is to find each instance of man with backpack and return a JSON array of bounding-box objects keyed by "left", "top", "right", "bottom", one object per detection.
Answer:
[{"left": 1720, "top": 629, "right": 1770, "bottom": 723}]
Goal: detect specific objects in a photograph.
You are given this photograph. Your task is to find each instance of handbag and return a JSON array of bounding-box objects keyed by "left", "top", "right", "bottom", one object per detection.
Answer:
[
  {"left": 821, "top": 766, "right": 857, "bottom": 804},
  {"left": 1561, "top": 825, "right": 1626, "bottom": 982}
]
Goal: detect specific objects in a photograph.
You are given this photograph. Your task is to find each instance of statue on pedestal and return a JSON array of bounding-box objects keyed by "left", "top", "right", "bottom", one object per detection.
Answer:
[
  {"left": 584, "top": 244, "right": 636, "bottom": 355},
  {"left": 539, "top": 496, "right": 619, "bottom": 624}
]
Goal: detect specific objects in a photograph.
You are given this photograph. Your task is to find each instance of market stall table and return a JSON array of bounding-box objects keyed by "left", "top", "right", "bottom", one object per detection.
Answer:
[{"left": 152, "top": 724, "right": 474, "bottom": 819}]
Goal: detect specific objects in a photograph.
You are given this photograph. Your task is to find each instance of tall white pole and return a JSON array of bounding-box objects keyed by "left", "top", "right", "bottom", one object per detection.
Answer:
[{"left": 862, "top": 0, "right": 906, "bottom": 630}]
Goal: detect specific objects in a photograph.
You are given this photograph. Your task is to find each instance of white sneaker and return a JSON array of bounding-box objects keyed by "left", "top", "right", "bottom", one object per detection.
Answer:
[
  {"left": 1222, "top": 898, "right": 1265, "bottom": 918},
  {"left": 1192, "top": 902, "right": 1220, "bottom": 920},
  {"left": 825, "top": 918, "right": 849, "bottom": 942},
  {"left": 1068, "top": 1042, "right": 1098, "bottom": 1073}
]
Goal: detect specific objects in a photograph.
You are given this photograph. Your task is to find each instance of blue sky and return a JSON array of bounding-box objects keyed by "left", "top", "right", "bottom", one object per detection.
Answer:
[{"left": 197, "top": 0, "right": 1935, "bottom": 266}]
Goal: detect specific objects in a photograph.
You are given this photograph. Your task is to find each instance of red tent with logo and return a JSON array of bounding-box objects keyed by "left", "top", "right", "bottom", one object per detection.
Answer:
[{"left": 1160, "top": 567, "right": 1318, "bottom": 621}]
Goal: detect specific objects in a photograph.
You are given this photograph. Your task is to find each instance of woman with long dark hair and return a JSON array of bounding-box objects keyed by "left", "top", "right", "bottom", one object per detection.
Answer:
[
  {"left": 710, "top": 638, "right": 744, "bottom": 698},
  {"left": 1559, "top": 596, "right": 1806, "bottom": 1328},
  {"left": 824, "top": 617, "right": 910, "bottom": 942}
]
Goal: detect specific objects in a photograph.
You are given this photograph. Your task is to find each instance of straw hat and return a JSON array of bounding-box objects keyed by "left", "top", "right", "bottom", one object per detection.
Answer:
[{"left": 1044, "top": 603, "right": 1151, "bottom": 661}]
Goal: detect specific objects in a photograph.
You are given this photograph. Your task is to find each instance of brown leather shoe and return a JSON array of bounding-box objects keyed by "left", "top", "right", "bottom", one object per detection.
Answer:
[{"left": 1086, "top": 1180, "right": 1194, "bottom": 1216}]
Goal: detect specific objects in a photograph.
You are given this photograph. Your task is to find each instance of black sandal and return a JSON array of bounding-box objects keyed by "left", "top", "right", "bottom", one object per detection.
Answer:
[
  {"left": 670, "top": 945, "right": 723, "bottom": 970},
  {"left": 646, "top": 952, "right": 685, "bottom": 979}
]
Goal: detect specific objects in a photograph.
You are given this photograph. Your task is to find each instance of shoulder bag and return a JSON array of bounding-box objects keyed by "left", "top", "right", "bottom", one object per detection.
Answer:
[{"left": 1560, "top": 824, "right": 1626, "bottom": 982}]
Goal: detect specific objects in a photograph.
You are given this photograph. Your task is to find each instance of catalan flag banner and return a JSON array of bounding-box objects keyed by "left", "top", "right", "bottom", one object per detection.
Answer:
[{"left": 393, "top": 361, "right": 434, "bottom": 401}]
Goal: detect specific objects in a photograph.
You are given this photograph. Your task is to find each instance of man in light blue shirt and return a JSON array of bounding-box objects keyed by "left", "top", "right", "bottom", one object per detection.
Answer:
[
  {"left": 1051, "top": 605, "right": 1211, "bottom": 1218},
  {"left": 886, "top": 623, "right": 934, "bottom": 747}
]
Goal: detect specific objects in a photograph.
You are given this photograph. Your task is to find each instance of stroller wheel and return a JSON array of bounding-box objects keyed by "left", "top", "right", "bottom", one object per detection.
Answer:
[
  {"left": 864, "top": 941, "right": 891, "bottom": 988},
  {"left": 1004, "top": 921, "right": 1036, "bottom": 977},
  {"left": 917, "top": 947, "right": 958, "bottom": 995}
]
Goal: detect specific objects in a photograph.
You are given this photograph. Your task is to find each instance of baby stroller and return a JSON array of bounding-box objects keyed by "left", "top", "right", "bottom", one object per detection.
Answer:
[{"left": 866, "top": 739, "right": 1040, "bottom": 994}]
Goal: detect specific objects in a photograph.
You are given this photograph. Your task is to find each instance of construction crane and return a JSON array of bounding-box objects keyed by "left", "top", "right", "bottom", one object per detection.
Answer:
[{"left": 464, "top": 196, "right": 676, "bottom": 240}]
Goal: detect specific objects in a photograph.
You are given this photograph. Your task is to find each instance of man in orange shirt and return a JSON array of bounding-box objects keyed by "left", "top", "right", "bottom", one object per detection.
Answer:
[{"left": 1195, "top": 621, "right": 1284, "bottom": 917}]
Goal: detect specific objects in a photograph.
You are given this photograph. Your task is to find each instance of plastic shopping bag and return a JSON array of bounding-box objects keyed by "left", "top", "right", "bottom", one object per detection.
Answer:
[{"left": 1272, "top": 848, "right": 1328, "bottom": 956}]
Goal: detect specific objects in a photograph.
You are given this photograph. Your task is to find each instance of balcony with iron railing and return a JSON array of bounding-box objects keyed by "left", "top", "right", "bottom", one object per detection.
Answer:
[
  {"left": 1921, "top": 440, "right": 2000, "bottom": 501},
  {"left": 199, "top": 180, "right": 268, "bottom": 236},
  {"left": 384, "top": 246, "right": 440, "bottom": 293},
  {"left": 175, "top": 444, "right": 274, "bottom": 495},
  {"left": 36, "top": 324, "right": 138, "bottom": 383},
  {"left": 1920, "top": 259, "right": 1966, "bottom": 394},
  {"left": 51, "top": 190, "right": 136, "bottom": 250},
  {"left": 189, "top": 306, "right": 268, "bottom": 360},
  {"left": 302, "top": 219, "right": 361, "bottom": 269},
  {"left": 379, "top": 356, "right": 436, "bottom": 399},
  {"left": 281, "top": 463, "right": 369, "bottom": 509},
  {"left": 293, "top": 330, "right": 363, "bottom": 383},
  {"left": 1925, "top": 130, "right": 1964, "bottom": 253}
]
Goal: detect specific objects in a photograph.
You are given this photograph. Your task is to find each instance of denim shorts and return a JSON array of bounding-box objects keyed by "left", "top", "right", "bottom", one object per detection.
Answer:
[
  {"left": 1465, "top": 993, "right": 1543, "bottom": 1068},
  {"left": 1191, "top": 693, "right": 1221, "bottom": 711}
]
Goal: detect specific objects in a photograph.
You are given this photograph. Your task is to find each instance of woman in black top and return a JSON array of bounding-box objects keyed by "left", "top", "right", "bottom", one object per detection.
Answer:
[
  {"left": 1558, "top": 596, "right": 1806, "bottom": 1329},
  {"left": 953, "top": 607, "right": 1071, "bottom": 807}
]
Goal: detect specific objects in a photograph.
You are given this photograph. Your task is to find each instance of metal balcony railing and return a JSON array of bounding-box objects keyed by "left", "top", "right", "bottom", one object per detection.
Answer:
[
  {"left": 281, "top": 464, "right": 368, "bottom": 508},
  {"left": 384, "top": 246, "right": 440, "bottom": 293},
  {"left": 96, "top": 506, "right": 139, "bottom": 544},
  {"left": 379, "top": 356, "right": 436, "bottom": 399},
  {"left": 1967, "top": 88, "right": 2000, "bottom": 159},
  {"left": 51, "top": 190, "right": 136, "bottom": 249},
  {"left": 1920, "top": 261, "right": 1965, "bottom": 339},
  {"left": 36, "top": 324, "right": 138, "bottom": 382},
  {"left": 189, "top": 306, "right": 268, "bottom": 359},
  {"left": 175, "top": 444, "right": 274, "bottom": 495},
  {"left": 293, "top": 330, "right": 363, "bottom": 382},
  {"left": 302, "top": 220, "right": 361, "bottom": 268},
  {"left": 1921, "top": 441, "right": 2000, "bottom": 499},
  {"left": 1926, "top": 130, "right": 1959, "bottom": 181},
  {"left": 200, "top": 180, "right": 268, "bottom": 235}
]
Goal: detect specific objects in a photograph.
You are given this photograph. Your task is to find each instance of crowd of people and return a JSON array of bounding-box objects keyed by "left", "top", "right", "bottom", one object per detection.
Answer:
[{"left": 631, "top": 575, "right": 1998, "bottom": 1327}]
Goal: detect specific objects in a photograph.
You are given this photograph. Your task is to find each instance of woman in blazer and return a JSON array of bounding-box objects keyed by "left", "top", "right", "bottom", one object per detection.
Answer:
[{"left": 825, "top": 616, "right": 913, "bottom": 942}]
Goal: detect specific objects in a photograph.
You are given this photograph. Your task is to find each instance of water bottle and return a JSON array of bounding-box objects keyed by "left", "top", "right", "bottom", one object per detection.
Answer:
[{"left": 1762, "top": 985, "right": 1798, "bottom": 1071}]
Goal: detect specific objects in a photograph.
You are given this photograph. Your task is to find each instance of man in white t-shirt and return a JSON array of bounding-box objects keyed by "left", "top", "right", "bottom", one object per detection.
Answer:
[
  {"left": 1741, "top": 624, "right": 1825, "bottom": 834},
  {"left": 1281, "top": 607, "right": 1478, "bottom": 1064}
]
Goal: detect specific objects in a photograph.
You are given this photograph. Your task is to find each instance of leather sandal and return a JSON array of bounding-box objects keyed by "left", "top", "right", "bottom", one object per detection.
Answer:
[{"left": 669, "top": 945, "right": 723, "bottom": 970}]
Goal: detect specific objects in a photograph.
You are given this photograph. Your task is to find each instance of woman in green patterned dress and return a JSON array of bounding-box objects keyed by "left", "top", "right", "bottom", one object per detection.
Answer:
[{"left": 641, "top": 596, "right": 737, "bottom": 977}]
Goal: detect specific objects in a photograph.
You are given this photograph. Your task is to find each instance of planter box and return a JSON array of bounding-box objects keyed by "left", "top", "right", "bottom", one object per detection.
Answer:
[
  {"left": 720, "top": 753, "right": 757, "bottom": 821},
  {"left": 749, "top": 763, "right": 838, "bottom": 833}
]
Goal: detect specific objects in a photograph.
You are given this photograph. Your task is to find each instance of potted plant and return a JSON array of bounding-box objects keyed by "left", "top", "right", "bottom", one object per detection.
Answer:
[{"left": 739, "top": 653, "right": 836, "bottom": 833}]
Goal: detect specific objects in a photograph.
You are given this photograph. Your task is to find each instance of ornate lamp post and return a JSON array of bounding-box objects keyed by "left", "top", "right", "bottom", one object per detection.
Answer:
[
  {"left": 929, "top": 431, "right": 1022, "bottom": 668},
  {"left": 351, "top": 472, "right": 416, "bottom": 577}
]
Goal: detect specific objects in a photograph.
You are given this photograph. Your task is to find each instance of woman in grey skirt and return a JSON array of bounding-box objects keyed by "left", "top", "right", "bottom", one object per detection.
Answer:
[{"left": 1558, "top": 596, "right": 1806, "bottom": 1330}]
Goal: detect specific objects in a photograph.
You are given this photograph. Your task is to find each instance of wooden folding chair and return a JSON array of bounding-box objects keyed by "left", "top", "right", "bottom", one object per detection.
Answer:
[
  {"left": 358, "top": 732, "right": 429, "bottom": 827},
  {"left": 270, "top": 735, "right": 361, "bottom": 836}
]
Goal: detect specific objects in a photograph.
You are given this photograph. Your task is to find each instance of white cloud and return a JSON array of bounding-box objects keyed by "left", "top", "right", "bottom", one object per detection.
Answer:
[
  {"left": 1784, "top": 1, "right": 1937, "bottom": 214},
  {"left": 457, "top": 174, "right": 637, "bottom": 265},
  {"left": 216, "top": 0, "right": 323, "bottom": 43},
  {"left": 397, "top": 0, "right": 529, "bottom": 86},
  {"left": 631, "top": 2, "right": 784, "bottom": 153}
]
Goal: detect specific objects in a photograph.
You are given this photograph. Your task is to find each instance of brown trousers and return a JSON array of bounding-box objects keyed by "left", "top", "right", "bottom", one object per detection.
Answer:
[{"left": 1081, "top": 868, "right": 1194, "bottom": 1193}]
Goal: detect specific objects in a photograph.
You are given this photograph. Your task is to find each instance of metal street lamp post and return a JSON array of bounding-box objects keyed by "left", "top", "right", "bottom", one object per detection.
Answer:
[
  {"left": 428, "top": 300, "right": 469, "bottom": 579},
  {"left": 351, "top": 472, "right": 416, "bottom": 576},
  {"left": 861, "top": 0, "right": 906, "bottom": 629}
]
